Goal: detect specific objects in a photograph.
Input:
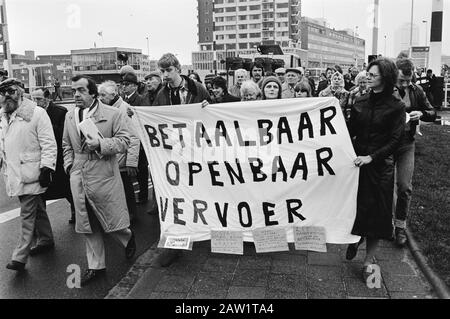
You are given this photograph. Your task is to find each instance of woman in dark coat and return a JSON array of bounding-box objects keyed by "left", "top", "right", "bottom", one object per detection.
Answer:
[{"left": 346, "top": 58, "right": 406, "bottom": 281}]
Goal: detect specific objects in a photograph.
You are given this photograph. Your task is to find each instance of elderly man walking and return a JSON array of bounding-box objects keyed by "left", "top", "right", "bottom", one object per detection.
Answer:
[
  {"left": 98, "top": 80, "right": 140, "bottom": 222},
  {"left": 63, "top": 75, "right": 136, "bottom": 286},
  {"left": 0, "top": 79, "right": 57, "bottom": 271}
]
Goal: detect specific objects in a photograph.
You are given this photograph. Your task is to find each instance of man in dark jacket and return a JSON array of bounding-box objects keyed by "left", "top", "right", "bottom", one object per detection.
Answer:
[
  {"left": 32, "top": 89, "right": 76, "bottom": 226},
  {"left": 151, "top": 53, "right": 210, "bottom": 267},
  {"left": 393, "top": 58, "right": 437, "bottom": 247},
  {"left": 316, "top": 67, "right": 335, "bottom": 96},
  {"left": 153, "top": 53, "right": 211, "bottom": 106},
  {"left": 120, "top": 72, "right": 151, "bottom": 206},
  {"left": 142, "top": 72, "right": 163, "bottom": 106}
]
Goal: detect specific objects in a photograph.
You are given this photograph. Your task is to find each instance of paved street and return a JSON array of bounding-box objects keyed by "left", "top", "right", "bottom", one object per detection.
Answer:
[{"left": 0, "top": 177, "right": 159, "bottom": 299}]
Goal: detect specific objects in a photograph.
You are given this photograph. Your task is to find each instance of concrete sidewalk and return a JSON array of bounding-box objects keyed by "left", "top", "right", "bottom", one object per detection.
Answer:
[{"left": 106, "top": 239, "right": 436, "bottom": 299}]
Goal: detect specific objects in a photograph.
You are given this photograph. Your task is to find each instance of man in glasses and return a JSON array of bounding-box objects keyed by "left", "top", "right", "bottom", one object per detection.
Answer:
[
  {"left": 0, "top": 78, "right": 57, "bottom": 272},
  {"left": 392, "top": 58, "right": 437, "bottom": 247}
]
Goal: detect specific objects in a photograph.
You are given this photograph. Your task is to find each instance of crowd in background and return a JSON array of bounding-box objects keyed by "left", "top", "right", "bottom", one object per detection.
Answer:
[{"left": 0, "top": 51, "right": 439, "bottom": 286}]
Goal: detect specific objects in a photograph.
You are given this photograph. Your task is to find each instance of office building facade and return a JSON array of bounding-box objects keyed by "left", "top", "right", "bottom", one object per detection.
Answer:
[{"left": 300, "top": 17, "right": 365, "bottom": 70}]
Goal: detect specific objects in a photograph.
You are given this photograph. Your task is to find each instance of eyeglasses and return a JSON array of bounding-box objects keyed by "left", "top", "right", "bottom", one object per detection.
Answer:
[
  {"left": 367, "top": 73, "right": 380, "bottom": 78},
  {"left": 0, "top": 88, "right": 18, "bottom": 96}
]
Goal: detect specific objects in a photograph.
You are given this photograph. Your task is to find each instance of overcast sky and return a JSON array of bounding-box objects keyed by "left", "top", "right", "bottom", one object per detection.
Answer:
[{"left": 5, "top": 0, "right": 450, "bottom": 65}]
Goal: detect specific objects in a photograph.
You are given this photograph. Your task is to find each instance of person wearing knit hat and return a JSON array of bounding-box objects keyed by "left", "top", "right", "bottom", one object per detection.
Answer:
[{"left": 261, "top": 76, "right": 282, "bottom": 100}]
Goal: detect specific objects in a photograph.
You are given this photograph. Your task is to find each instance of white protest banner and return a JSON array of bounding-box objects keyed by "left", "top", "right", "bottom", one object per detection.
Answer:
[{"left": 133, "top": 97, "right": 361, "bottom": 245}]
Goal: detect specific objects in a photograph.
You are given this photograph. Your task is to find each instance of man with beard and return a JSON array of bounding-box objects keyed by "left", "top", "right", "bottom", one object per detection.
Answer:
[
  {"left": 0, "top": 79, "right": 57, "bottom": 271},
  {"left": 63, "top": 75, "right": 136, "bottom": 286},
  {"left": 31, "top": 89, "right": 76, "bottom": 226}
]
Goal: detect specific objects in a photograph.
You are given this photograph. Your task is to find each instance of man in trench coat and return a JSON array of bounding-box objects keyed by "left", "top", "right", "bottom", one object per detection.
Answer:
[{"left": 62, "top": 75, "right": 136, "bottom": 286}]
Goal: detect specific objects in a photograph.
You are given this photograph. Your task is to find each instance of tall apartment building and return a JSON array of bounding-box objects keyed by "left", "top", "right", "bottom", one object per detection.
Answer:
[{"left": 193, "top": 0, "right": 302, "bottom": 73}]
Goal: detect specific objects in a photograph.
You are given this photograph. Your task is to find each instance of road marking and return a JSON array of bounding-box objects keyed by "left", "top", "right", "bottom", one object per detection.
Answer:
[{"left": 0, "top": 200, "right": 60, "bottom": 224}]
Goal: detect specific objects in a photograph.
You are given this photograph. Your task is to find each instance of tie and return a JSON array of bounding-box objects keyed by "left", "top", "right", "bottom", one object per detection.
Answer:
[
  {"left": 171, "top": 88, "right": 181, "bottom": 105},
  {"left": 79, "top": 108, "right": 86, "bottom": 143}
]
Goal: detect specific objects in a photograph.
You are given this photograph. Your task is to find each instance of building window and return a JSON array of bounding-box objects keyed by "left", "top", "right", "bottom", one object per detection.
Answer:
[
  {"left": 225, "top": 7, "right": 236, "bottom": 12},
  {"left": 225, "top": 25, "right": 236, "bottom": 30},
  {"left": 249, "top": 33, "right": 261, "bottom": 38},
  {"left": 249, "top": 5, "right": 260, "bottom": 10},
  {"left": 239, "top": 15, "right": 247, "bottom": 21},
  {"left": 238, "top": 24, "right": 247, "bottom": 30},
  {"left": 239, "top": 33, "right": 248, "bottom": 38},
  {"left": 225, "top": 16, "right": 236, "bottom": 22},
  {"left": 228, "top": 34, "right": 236, "bottom": 39},
  {"left": 239, "top": 6, "right": 246, "bottom": 11},
  {"left": 239, "top": 43, "right": 248, "bottom": 49}
]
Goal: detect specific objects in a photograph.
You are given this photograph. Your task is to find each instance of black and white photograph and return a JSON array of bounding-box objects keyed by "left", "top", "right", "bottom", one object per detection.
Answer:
[{"left": 0, "top": 0, "right": 449, "bottom": 309}]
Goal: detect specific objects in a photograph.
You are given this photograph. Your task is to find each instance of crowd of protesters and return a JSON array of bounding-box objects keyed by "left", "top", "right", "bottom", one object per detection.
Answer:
[{"left": 0, "top": 51, "right": 437, "bottom": 287}]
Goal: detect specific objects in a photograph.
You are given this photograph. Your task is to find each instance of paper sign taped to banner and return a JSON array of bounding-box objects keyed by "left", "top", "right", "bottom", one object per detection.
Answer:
[
  {"left": 253, "top": 227, "right": 289, "bottom": 253},
  {"left": 133, "top": 97, "right": 361, "bottom": 244},
  {"left": 164, "top": 236, "right": 191, "bottom": 250},
  {"left": 294, "top": 226, "right": 327, "bottom": 253},
  {"left": 211, "top": 231, "right": 244, "bottom": 255}
]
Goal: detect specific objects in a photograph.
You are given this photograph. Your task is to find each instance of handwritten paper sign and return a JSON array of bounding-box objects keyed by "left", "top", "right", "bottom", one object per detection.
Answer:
[
  {"left": 294, "top": 226, "right": 327, "bottom": 253},
  {"left": 164, "top": 236, "right": 191, "bottom": 250},
  {"left": 211, "top": 231, "right": 244, "bottom": 255},
  {"left": 253, "top": 228, "right": 289, "bottom": 253}
]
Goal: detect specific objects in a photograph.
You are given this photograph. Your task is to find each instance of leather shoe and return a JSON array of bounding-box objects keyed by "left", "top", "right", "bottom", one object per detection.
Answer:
[
  {"left": 6, "top": 261, "right": 25, "bottom": 271},
  {"left": 395, "top": 228, "right": 408, "bottom": 247},
  {"left": 125, "top": 231, "right": 136, "bottom": 260},
  {"left": 80, "top": 269, "right": 106, "bottom": 287},
  {"left": 29, "top": 243, "right": 55, "bottom": 256},
  {"left": 346, "top": 243, "right": 359, "bottom": 261}
]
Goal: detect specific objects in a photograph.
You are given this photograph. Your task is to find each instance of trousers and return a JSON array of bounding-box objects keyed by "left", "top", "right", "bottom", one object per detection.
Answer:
[
  {"left": 393, "top": 140, "right": 415, "bottom": 229},
  {"left": 12, "top": 194, "right": 54, "bottom": 264},
  {"left": 84, "top": 198, "right": 132, "bottom": 270}
]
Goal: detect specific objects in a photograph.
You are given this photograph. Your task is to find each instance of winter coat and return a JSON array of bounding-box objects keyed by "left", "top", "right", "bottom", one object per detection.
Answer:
[
  {"left": 43, "top": 102, "right": 72, "bottom": 200},
  {"left": 0, "top": 98, "right": 57, "bottom": 197},
  {"left": 349, "top": 92, "right": 406, "bottom": 240},
  {"left": 62, "top": 100, "right": 131, "bottom": 234},
  {"left": 111, "top": 97, "right": 140, "bottom": 171},
  {"left": 393, "top": 84, "right": 437, "bottom": 141},
  {"left": 153, "top": 75, "right": 211, "bottom": 106}
]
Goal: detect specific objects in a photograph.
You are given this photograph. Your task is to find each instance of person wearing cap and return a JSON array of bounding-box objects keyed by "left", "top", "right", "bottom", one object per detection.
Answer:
[
  {"left": 275, "top": 68, "right": 286, "bottom": 84},
  {"left": 120, "top": 73, "right": 145, "bottom": 107},
  {"left": 281, "top": 68, "right": 302, "bottom": 99},
  {"left": 0, "top": 79, "right": 57, "bottom": 271},
  {"left": 210, "top": 76, "right": 241, "bottom": 104},
  {"left": 229, "top": 69, "right": 248, "bottom": 99},
  {"left": 62, "top": 75, "right": 136, "bottom": 286},
  {"left": 31, "top": 89, "right": 76, "bottom": 226},
  {"left": 142, "top": 71, "right": 163, "bottom": 106}
]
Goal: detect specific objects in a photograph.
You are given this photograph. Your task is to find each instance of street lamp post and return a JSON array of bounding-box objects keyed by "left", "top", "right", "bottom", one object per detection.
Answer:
[
  {"left": 146, "top": 36, "right": 150, "bottom": 60},
  {"left": 384, "top": 35, "right": 387, "bottom": 56}
]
